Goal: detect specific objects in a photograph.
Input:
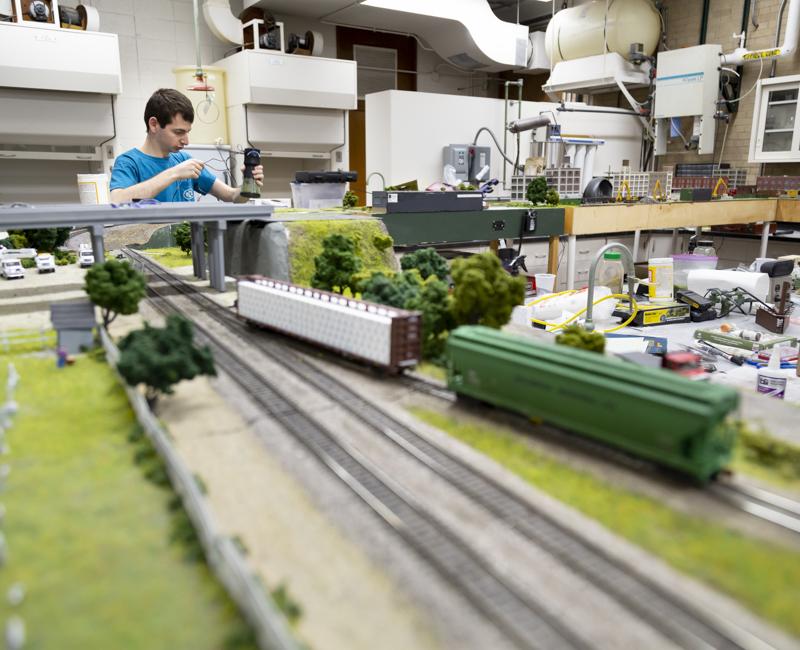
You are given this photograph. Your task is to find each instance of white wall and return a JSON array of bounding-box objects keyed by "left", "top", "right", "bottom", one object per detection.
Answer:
[
  {"left": 416, "top": 46, "right": 491, "bottom": 97},
  {"left": 365, "top": 90, "right": 643, "bottom": 195},
  {"left": 95, "top": 0, "right": 231, "bottom": 156}
]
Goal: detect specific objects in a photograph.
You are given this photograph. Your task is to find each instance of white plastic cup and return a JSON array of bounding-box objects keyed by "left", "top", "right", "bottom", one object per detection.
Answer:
[
  {"left": 77, "top": 173, "right": 110, "bottom": 205},
  {"left": 648, "top": 257, "right": 673, "bottom": 303},
  {"left": 535, "top": 273, "right": 556, "bottom": 296}
]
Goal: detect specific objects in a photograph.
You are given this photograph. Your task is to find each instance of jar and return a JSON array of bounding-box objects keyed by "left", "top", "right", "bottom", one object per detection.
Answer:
[
  {"left": 694, "top": 240, "right": 717, "bottom": 257},
  {"left": 596, "top": 251, "right": 624, "bottom": 295}
]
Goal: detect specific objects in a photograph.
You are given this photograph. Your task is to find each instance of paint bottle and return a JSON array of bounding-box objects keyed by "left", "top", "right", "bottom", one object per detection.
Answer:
[{"left": 757, "top": 347, "right": 787, "bottom": 399}]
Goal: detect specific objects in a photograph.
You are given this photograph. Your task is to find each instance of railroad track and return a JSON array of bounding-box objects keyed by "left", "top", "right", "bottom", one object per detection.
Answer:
[
  {"left": 124, "top": 248, "right": 776, "bottom": 649},
  {"left": 711, "top": 481, "right": 800, "bottom": 535}
]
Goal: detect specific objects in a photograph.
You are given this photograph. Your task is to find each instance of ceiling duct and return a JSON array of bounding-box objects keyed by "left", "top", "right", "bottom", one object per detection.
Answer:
[
  {"left": 326, "top": 0, "right": 530, "bottom": 72},
  {"left": 203, "top": 0, "right": 243, "bottom": 45}
]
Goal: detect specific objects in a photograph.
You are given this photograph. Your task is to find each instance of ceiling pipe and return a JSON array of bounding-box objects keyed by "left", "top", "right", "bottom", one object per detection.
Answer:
[
  {"left": 202, "top": 0, "right": 242, "bottom": 46},
  {"left": 721, "top": 0, "right": 799, "bottom": 65}
]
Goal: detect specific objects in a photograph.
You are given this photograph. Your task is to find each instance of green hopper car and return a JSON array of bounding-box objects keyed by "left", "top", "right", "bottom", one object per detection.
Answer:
[{"left": 445, "top": 326, "right": 740, "bottom": 482}]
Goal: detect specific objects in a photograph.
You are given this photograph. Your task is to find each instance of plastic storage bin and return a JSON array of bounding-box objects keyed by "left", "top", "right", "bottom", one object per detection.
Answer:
[
  {"left": 672, "top": 254, "right": 718, "bottom": 289},
  {"left": 290, "top": 182, "right": 346, "bottom": 209}
]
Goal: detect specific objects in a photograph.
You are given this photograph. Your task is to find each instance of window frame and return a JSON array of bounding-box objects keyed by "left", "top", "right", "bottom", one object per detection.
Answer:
[{"left": 749, "top": 74, "right": 800, "bottom": 163}]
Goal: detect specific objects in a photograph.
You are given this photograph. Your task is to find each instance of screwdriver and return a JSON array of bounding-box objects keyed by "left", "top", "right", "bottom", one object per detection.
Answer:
[{"left": 697, "top": 340, "right": 745, "bottom": 366}]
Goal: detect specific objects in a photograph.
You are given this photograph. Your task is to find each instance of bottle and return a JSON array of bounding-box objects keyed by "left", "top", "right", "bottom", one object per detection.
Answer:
[
  {"left": 596, "top": 251, "right": 624, "bottom": 295},
  {"left": 694, "top": 240, "right": 716, "bottom": 257},
  {"left": 757, "top": 347, "right": 787, "bottom": 399}
]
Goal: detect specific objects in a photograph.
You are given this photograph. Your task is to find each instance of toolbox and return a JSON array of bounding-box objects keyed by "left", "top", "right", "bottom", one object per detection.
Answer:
[{"left": 613, "top": 301, "right": 691, "bottom": 327}]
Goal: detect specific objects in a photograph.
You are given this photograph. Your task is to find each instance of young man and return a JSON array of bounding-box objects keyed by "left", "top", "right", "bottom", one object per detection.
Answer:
[{"left": 110, "top": 88, "right": 263, "bottom": 204}]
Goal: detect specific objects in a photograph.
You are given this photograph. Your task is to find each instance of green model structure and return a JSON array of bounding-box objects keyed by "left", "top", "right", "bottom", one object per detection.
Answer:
[{"left": 446, "top": 326, "right": 739, "bottom": 482}]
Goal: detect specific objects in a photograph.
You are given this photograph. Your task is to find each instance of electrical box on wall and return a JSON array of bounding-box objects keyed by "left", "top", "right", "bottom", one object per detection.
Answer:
[
  {"left": 443, "top": 144, "right": 490, "bottom": 183},
  {"left": 654, "top": 44, "right": 721, "bottom": 156}
]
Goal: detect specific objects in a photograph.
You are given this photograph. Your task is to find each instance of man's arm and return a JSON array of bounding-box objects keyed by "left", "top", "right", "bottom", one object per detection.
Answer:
[
  {"left": 109, "top": 159, "right": 205, "bottom": 203},
  {"left": 208, "top": 165, "right": 264, "bottom": 203}
]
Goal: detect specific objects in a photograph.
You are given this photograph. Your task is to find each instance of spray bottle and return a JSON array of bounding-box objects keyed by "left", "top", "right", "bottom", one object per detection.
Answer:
[{"left": 757, "top": 347, "right": 787, "bottom": 399}]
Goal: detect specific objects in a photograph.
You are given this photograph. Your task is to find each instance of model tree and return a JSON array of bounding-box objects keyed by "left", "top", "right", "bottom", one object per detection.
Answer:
[
  {"left": 525, "top": 176, "right": 548, "bottom": 204},
  {"left": 311, "top": 233, "right": 362, "bottom": 294},
  {"left": 360, "top": 270, "right": 421, "bottom": 308},
  {"left": 174, "top": 222, "right": 192, "bottom": 254},
  {"left": 84, "top": 259, "right": 147, "bottom": 328},
  {"left": 407, "top": 276, "right": 453, "bottom": 359},
  {"left": 117, "top": 315, "right": 216, "bottom": 409},
  {"left": 10, "top": 228, "right": 71, "bottom": 252},
  {"left": 449, "top": 252, "right": 526, "bottom": 328},
  {"left": 400, "top": 247, "right": 449, "bottom": 281}
]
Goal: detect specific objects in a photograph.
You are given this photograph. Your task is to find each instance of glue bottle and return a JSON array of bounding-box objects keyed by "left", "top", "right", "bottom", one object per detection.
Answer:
[{"left": 757, "top": 347, "right": 787, "bottom": 399}]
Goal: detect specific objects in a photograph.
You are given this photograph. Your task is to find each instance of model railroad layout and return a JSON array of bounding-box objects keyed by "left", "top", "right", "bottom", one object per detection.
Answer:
[{"left": 123, "top": 247, "right": 787, "bottom": 649}]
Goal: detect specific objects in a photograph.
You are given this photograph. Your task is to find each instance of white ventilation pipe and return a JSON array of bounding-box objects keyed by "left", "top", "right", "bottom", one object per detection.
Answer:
[
  {"left": 721, "top": 0, "right": 800, "bottom": 65},
  {"left": 203, "top": 0, "right": 242, "bottom": 46}
]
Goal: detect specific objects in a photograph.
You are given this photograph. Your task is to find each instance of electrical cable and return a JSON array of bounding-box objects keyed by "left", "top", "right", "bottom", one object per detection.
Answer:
[
  {"left": 472, "top": 127, "right": 524, "bottom": 171},
  {"left": 525, "top": 290, "right": 640, "bottom": 333},
  {"left": 726, "top": 55, "right": 764, "bottom": 105}
]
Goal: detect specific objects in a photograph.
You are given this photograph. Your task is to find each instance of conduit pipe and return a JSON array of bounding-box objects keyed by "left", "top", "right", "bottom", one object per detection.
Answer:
[
  {"left": 721, "top": 0, "right": 800, "bottom": 65},
  {"left": 202, "top": 0, "right": 242, "bottom": 46}
]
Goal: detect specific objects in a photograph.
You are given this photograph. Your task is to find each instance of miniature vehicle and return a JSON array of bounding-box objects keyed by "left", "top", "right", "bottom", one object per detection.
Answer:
[
  {"left": 237, "top": 276, "right": 422, "bottom": 372},
  {"left": 78, "top": 248, "right": 95, "bottom": 267},
  {"left": 35, "top": 253, "right": 56, "bottom": 273},
  {"left": 662, "top": 351, "right": 708, "bottom": 380},
  {"left": 1, "top": 258, "right": 25, "bottom": 279},
  {"left": 446, "top": 326, "right": 739, "bottom": 482}
]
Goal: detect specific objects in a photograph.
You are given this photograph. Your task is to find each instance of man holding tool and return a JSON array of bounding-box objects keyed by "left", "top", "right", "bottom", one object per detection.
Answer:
[{"left": 110, "top": 88, "right": 263, "bottom": 203}]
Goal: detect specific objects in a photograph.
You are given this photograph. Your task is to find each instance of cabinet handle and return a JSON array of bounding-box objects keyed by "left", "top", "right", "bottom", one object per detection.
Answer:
[{"left": 578, "top": 248, "right": 591, "bottom": 254}]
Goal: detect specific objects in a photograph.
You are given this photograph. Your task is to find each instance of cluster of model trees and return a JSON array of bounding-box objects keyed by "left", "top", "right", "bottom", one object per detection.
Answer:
[
  {"left": 525, "top": 176, "right": 560, "bottom": 206},
  {"left": 311, "top": 234, "right": 526, "bottom": 361},
  {"left": 84, "top": 259, "right": 215, "bottom": 408}
]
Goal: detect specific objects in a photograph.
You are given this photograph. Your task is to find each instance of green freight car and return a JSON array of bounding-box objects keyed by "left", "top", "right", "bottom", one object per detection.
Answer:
[{"left": 445, "top": 326, "right": 739, "bottom": 482}]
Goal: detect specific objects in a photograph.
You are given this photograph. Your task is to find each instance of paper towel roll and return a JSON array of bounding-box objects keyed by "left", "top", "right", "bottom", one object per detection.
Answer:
[{"left": 686, "top": 269, "right": 770, "bottom": 301}]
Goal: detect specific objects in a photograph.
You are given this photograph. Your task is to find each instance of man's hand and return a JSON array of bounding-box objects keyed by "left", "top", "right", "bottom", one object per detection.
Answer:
[
  {"left": 172, "top": 158, "right": 205, "bottom": 181},
  {"left": 241, "top": 164, "right": 265, "bottom": 187}
]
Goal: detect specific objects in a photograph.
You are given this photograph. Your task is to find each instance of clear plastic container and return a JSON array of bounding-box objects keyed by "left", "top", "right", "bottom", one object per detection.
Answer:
[
  {"left": 290, "top": 182, "right": 347, "bottom": 209},
  {"left": 694, "top": 240, "right": 717, "bottom": 256},
  {"left": 596, "top": 251, "right": 624, "bottom": 295},
  {"left": 672, "top": 254, "right": 718, "bottom": 289}
]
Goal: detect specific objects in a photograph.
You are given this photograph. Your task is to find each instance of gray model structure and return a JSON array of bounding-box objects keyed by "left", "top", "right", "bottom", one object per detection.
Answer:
[{"left": 50, "top": 301, "right": 97, "bottom": 354}]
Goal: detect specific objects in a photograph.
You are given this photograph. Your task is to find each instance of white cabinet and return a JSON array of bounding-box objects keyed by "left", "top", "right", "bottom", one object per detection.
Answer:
[{"left": 749, "top": 75, "right": 800, "bottom": 163}]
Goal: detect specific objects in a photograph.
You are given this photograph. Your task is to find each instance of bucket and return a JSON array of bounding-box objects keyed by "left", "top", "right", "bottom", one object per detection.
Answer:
[
  {"left": 77, "top": 173, "right": 110, "bottom": 204},
  {"left": 648, "top": 257, "right": 673, "bottom": 303}
]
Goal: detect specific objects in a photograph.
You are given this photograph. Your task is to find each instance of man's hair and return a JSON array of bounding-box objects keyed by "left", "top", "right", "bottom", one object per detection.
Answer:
[{"left": 144, "top": 88, "right": 194, "bottom": 130}]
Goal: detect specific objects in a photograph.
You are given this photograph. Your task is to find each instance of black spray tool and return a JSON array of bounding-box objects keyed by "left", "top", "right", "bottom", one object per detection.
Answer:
[{"left": 241, "top": 148, "right": 261, "bottom": 198}]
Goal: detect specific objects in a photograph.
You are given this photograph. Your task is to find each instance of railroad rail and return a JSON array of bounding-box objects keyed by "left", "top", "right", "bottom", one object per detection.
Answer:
[
  {"left": 124, "top": 249, "right": 583, "bottom": 650},
  {"left": 712, "top": 481, "right": 800, "bottom": 535},
  {"left": 124, "top": 248, "right": 777, "bottom": 650}
]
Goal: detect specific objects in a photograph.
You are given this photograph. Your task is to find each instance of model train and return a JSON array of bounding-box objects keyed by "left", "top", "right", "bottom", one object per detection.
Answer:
[
  {"left": 445, "top": 326, "right": 740, "bottom": 482},
  {"left": 237, "top": 276, "right": 422, "bottom": 372}
]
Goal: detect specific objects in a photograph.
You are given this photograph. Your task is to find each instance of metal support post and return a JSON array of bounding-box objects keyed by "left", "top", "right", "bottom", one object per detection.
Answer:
[
  {"left": 632, "top": 229, "right": 641, "bottom": 263},
  {"left": 759, "top": 221, "right": 770, "bottom": 258},
  {"left": 206, "top": 220, "right": 227, "bottom": 292},
  {"left": 191, "top": 222, "right": 207, "bottom": 279},
  {"left": 567, "top": 234, "right": 577, "bottom": 290},
  {"left": 90, "top": 224, "right": 105, "bottom": 265},
  {"left": 670, "top": 228, "right": 679, "bottom": 253}
]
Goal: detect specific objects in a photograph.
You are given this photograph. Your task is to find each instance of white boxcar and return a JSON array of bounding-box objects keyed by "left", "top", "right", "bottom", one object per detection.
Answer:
[{"left": 237, "top": 277, "right": 422, "bottom": 371}]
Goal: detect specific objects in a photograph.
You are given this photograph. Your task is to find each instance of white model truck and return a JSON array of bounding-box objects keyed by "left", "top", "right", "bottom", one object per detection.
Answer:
[
  {"left": 78, "top": 245, "right": 95, "bottom": 268},
  {"left": 35, "top": 253, "right": 56, "bottom": 273},
  {"left": 1, "top": 258, "right": 25, "bottom": 280}
]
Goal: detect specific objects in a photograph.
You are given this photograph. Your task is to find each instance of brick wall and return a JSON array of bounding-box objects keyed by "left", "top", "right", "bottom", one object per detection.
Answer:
[{"left": 659, "top": 0, "right": 800, "bottom": 180}]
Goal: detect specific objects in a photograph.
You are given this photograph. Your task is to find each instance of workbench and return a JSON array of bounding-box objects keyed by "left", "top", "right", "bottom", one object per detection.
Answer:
[{"left": 563, "top": 199, "right": 799, "bottom": 290}]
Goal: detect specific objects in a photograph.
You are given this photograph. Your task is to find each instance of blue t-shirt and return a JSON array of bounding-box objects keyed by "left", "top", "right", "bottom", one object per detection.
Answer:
[{"left": 110, "top": 149, "right": 217, "bottom": 202}]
